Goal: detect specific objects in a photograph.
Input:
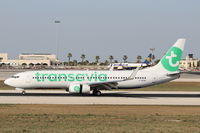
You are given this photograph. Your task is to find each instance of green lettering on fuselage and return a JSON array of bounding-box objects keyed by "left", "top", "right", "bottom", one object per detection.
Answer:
[
  {"left": 34, "top": 72, "right": 108, "bottom": 82},
  {"left": 35, "top": 72, "right": 41, "bottom": 82}
]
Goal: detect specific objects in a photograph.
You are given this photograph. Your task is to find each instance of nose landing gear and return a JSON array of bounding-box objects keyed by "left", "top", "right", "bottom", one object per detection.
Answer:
[
  {"left": 22, "top": 90, "right": 26, "bottom": 95},
  {"left": 15, "top": 88, "right": 26, "bottom": 95}
]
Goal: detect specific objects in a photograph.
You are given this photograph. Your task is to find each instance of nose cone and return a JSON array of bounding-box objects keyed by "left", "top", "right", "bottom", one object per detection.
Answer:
[{"left": 4, "top": 78, "right": 13, "bottom": 87}]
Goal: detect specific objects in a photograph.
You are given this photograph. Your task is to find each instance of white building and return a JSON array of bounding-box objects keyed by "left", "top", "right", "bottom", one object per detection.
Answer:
[
  {"left": 180, "top": 54, "right": 198, "bottom": 70},
  {"left": 0, "top": 53, "right": 59, "bottom": 67}
]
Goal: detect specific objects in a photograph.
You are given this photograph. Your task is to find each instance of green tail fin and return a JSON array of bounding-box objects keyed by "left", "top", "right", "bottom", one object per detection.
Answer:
[{"left": 159, "top": 39, "right": 186, "bottom": 72}]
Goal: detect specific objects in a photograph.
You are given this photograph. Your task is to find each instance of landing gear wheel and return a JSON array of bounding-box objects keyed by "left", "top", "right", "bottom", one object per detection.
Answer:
[
  {"left": 92, "top": 90, "right": 97, "bottom": 95},
  {"left": 96, "top": 90, "right": 101, "bottom": 96},
  {"left": 22, "top": 90, "right": 26, "bottom": 95},
  {"left": 93, "top": 90, "right": 101, "bottom": 96}
]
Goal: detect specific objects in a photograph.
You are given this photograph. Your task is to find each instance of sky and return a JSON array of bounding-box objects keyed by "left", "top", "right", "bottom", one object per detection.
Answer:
[{"left": 0, "top": 0, "right": 200, "bottom": 62}]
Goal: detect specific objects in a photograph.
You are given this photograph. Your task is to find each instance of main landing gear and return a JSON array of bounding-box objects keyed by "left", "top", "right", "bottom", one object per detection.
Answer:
[{"left": 92, "top": 89, "right": 102, "bottom": 96}]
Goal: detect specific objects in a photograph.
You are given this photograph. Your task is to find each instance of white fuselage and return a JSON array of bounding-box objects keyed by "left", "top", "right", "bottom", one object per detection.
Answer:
[{"left": 4, "top": 66, "right": 179, "bottom": 90}]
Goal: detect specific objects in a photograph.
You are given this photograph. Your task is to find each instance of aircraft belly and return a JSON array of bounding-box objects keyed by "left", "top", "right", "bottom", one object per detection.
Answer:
[{"left": 117, "top": 80, "right": 148, "bottom": 89}]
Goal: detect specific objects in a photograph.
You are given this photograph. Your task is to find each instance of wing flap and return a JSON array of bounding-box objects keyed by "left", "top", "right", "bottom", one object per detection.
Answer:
[{"left": 87, "top": 67, "right": 140, "bottom": 90}]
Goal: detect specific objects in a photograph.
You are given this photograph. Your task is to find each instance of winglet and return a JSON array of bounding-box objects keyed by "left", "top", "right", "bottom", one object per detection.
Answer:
[{"left": 127, "top": 67, "right": 140, "bottom": 80}]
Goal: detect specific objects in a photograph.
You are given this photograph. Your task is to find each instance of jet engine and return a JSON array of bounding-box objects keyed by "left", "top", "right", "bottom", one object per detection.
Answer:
[{"left": 69, "top": 84, "right": 90, "bottom": 94}]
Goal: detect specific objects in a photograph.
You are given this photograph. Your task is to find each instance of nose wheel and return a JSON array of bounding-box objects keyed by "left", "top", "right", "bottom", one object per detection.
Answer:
[
  {"left": 22, "top": 90, "right": 26, "bottom": 95},
  {"left": 15, "top": 88, "right": 26, "bottom": 95},
  {"left": 93, "top": 89, "right": 101, "bottom": 96}
]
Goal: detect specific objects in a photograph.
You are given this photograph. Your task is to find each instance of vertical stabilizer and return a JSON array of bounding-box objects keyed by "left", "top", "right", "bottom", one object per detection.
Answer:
[{"left": 154, "top": 39, "right": 186, "bottom": 73}]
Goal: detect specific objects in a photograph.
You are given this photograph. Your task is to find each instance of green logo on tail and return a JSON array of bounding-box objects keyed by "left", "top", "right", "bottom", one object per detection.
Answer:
[{"left": 161, "top": 47, "right": 182, "bottom": 72}]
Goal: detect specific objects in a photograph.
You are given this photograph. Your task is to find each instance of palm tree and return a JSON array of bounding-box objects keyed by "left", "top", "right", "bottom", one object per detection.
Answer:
[
  {"left": 136, "top": 56, "right": 142, "bottom": 63},
  {"left": 109, "top": 55, "right": 114, "bottom": 64},
  {"left": 85, "top": 60, "right": 89, "bottom": 65},
  {"left": 95, "top": 56, "right": 100, "bottom": 64},
  {"left": 73, "top": 60, "right": 78, "bottom": 66},
  {"left": 123, "top": 55, "right": 128, "bottom": 63},
  {"left": 67, "top": 53, "right": 72, "bottom": 66},
  {"left": 104, "top": 60, "right": 109, "bottom": 65},
  {"left": 81, "top": 54, "right": 86, "bottom": 64}
]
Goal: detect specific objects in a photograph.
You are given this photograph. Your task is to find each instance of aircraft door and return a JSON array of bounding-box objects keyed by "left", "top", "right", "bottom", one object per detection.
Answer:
[{"left": 25, "top": 74, "right": 31, "bottom": 83}]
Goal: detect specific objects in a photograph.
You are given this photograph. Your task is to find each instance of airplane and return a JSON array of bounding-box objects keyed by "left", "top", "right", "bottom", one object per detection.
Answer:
[
  {"left": 109, "top": 53, "right": 154, "bottom": 70},
  {"left": 143, "top": 53, "right": 154, "bottom": 65},
  {"left": 4, "top": 39, "right": 186, "bottom": 96}
]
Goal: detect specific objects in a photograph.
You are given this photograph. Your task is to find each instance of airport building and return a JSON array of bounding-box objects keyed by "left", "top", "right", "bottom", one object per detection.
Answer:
[
  {"left": 0, "top": 53, "right": 59, "bottom": 67},
  {"left": 180, "top": 54, "right": 198, "bottom": 70}
]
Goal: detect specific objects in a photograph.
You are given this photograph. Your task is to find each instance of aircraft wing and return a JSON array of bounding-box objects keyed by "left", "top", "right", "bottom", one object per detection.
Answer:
[
  {"left": 90, "top": 82, "right": 119, "bottom": 90},
  {"left": 87, "top": 67, "right": 140, "bottom": 90},
  {"left": 87, "top": 79, "right": 124, "bottom": 90},
  {"left": 127, "top": 67, "right": 140, "bottom": 80}
]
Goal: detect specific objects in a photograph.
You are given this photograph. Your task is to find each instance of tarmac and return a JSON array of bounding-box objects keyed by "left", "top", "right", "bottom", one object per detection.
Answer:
[
  {"left": 1, "top": 70, "right": 200, "bottom": 106},
  {"left": 0, "top": 90, "right": 200, "bottom": 105}
]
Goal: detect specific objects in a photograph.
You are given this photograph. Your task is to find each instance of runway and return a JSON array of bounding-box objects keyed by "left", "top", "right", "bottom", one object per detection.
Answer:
[{"left": 0, "top": 90, "right": 200, "bottom": 105}]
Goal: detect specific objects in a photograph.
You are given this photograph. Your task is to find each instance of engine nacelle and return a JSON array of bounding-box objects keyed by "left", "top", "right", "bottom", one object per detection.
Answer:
[{"left": 69, "top": 84, "right": 90, "bottom": 94}]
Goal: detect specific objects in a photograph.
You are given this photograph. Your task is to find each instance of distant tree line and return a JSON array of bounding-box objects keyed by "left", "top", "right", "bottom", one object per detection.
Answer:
[{"left": 64, "top": 53, "right": 158, "bottom": 66}]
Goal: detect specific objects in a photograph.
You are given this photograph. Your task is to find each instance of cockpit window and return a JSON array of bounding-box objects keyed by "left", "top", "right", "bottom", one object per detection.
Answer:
[{"left": 11, "top": 76, "right": 20, "bottom": 78}]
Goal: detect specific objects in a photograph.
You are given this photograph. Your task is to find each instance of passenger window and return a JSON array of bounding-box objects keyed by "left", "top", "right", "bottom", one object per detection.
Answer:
[{"left": 12, "top": 76, "right": 19, "bottom": 78}]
